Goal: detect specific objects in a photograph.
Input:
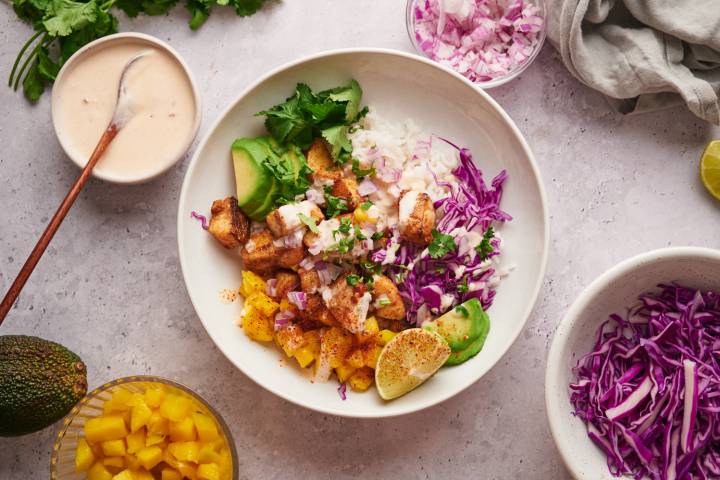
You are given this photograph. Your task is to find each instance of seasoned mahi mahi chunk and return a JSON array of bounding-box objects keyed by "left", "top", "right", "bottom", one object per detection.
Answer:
[
  {"left": 398, "top": 190, "right": 435, "bottom": 246},
  {"left": 331, "top": 177, "right": 364, "bottom": 210},
  {"left": 299, "top": 268, "right": 321, "bottom": 293},
  {"left": 241, "top": 230, "right": 306, "bottom": 274},
  {"left": 274, "top": 271, "right": 300, "bottom": 300},
  {"left": 326, "top": 274, "right": 372, "bottom": 334},
  {"left": 298, "top": 294, "right": 337, "bottom": 327},
  {"left": 208, "top": 197, "right": 250, "bottom": 249},
  {"left": 372, "top": 274, "right": 406, "bottom": 320},
  {"left": 306, "top": 139, "right": 334, "bottom": 173},
  {"left": 266, "top": 201, "right": 324, "bottom": 238}
]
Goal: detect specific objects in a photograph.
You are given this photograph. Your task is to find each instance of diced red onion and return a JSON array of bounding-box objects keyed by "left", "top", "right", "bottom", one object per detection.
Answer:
[
  {"left": 266, "top": 278, "right": 277, "bottom": 297},
  {"left": 358, "top": 178, "right": 378, "bottom": 196},
  {"left": 299, "top": 257, "right": 315, "bottom": 270},
  {"left": 305, "top": 188, "right": 325, "bottom": 205},
  {"left": 287, "top": 291, "right": 307, "bottom": 311},
  {"left": 337, "top": 382, "right": 347, "bottom": 401},
  {"left": 190, "top": 211, "right": 209, "bottom": 230},
  {"left": 273, "top": 310, "right": 295, "bottom": 331}
]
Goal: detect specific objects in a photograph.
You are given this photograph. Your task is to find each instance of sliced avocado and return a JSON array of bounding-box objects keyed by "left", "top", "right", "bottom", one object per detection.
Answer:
[
  {"left": 0, "top": 335, "right": 87, "bottom": 436},
  {"left": 422, "top": 298, "right": 486, "bottom": 351},
  {"left": 247, "top": 178, "right": 280, "bottom": 221},
  {"left": 444, "top": 313, "right": 490, "bottom": 366},
  {"left": 231, "top": 138, "right": 274, "bottom": 215}
]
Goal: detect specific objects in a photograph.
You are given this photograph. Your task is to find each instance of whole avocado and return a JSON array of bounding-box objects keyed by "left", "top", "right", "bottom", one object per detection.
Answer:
[{"left": 0, "top": 335, "right": 87, "bottom": 436}]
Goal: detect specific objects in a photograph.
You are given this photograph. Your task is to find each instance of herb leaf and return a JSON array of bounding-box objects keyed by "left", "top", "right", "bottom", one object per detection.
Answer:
[
  {"left": 346, "top": 274, "right": 361, "bottom": 287},
  {"left": 352, "top": 158, "right": 375, "bottom": 179},
  {"left": 475, "top": 226, "right": 495, "bottom": 260},
  {"left": 428, "top": 230, "right": 457, "bottom": 259},
  {"left": 323, "top": 190, "right": 349, "bottom": 218},
  {"left": 298, "top": 213, "right": 319, "bottom": 234}
]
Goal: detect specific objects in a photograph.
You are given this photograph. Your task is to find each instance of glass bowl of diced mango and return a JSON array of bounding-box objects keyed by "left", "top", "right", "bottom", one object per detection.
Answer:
[{"left": 50, "top": 376, "right": 237, "bottom": 480}]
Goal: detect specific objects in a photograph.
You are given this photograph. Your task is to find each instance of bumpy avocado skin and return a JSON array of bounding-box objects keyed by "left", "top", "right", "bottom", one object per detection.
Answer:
[{"left": 0, "top": 335, "right": 87, "bottom": 436}]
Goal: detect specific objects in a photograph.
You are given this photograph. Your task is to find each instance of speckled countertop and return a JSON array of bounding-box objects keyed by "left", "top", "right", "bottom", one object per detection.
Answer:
[{"left": 1, "top": 1, "right": 719, "bottom": 479}]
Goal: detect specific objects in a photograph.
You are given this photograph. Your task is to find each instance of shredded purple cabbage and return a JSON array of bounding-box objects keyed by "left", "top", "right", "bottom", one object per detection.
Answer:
[
  {"left": 385, "top": 142, "right": 511, "bottom": 325},
  {"left": 571, "top": 284, "right": 720, "bottom": 479},
  {"left": 190, "top": 211, "right": 209, "bottom": 230}
]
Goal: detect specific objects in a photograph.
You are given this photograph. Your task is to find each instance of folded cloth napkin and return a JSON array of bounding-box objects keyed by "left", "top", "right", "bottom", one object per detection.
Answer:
[{"left": 545, "top": 0, "right": 720, "bottom": 124}]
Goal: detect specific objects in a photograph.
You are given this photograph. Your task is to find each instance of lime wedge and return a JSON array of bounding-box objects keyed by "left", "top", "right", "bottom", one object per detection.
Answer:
[
  {"left": 700, "top": 140, "right": 720, "bottom": 201},
  {"left": 375, "top": 328, "right": 451, "bottom": 400}
]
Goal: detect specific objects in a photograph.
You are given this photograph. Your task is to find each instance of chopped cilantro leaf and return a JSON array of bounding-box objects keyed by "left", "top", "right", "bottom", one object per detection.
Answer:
[
  {"left": 352, "top": 158, "right": 376, "bottom": 179},
  {"left": 371, "top": 231, "right": 385, "bottom": 241},
  {"left": 428, "top": 230, "right": 457, "bottom": 259},
  {"left": 475, "top": 227, "right": 495, "bottom": 260},
  {"left": 361, "top": 200, "right": 373, "bottom": 211},
  {"left": 377, "top": 296, "right": 392, "bottom": 306},
  {"left": 324, "top": 191, "right": 349, "bottom": 218},
  {"left": 338, "top": 217, "right": 352, "bottom": 234},
  {"left": 457, "top": 282, "right": 469, "bottom": 294},
  {"left": 346, "top": 274, "right": 361, "bottom": 286},
  {"left": 354, "top": 226, "right": 367, "bottom": 240}
]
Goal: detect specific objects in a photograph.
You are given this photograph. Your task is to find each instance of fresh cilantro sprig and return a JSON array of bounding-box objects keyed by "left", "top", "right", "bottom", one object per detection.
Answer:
[
  {"left": 256, "top": 80, "right": 368, "bottom": 164},
  {"left": 262, "top": 144, "right": 312, "bottom": 205},
  {"left": 352, "top": 158, "right": 375, "bottom": 179},
  {"left": 428, "top": 229, "right": 457, "bottom": 259},
  {"left": 323, "top": 186, "right": 349, "bottom": 218},
  {"left": 475, "top": 227, "right": 495, "bottom": 261},
  {"left": 297, "top": 213, "right": 319, "bottom": 234},
  {"left": 9, "top": 0, "right": 269, "bottom": 101}
]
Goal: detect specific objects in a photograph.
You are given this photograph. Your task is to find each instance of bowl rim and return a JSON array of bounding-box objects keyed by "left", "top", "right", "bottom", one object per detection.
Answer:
[
  {"left": 50, "top": 32, "right": 202, "bottom": 185},
  {"left": 49, "top": 375, "right": 238, "bottom": 480},
  {"left": 404, "top": 0, "right": 548, "bottom": 89},
  {"left": 544, "top": 246, "right": 720, "bottom": 479},
  {"left": 177, "top": 47, "right": 549, "bottom": 418}
]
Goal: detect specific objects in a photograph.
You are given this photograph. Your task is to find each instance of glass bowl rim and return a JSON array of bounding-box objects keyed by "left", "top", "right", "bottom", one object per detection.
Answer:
[
  {"left": 49, "top": 375, "right": 239, "bottom": 480},
  {"left": 405, "top": 0, "right": 548, "bottom": 88}
]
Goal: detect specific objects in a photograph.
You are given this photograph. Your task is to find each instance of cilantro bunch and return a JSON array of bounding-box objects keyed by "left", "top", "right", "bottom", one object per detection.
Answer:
[
  {"left": 9, "top": 0, "right": 269, "bottom": 101},
  {"left": 256, "top": 80, "right": 368, "bottom": 165}
]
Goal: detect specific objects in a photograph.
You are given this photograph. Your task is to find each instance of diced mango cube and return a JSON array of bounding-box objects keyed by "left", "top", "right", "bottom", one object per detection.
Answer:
[
  {"left": 134, "top": 470, "right": 155, "bottom": 480},
  {"left": 323, "top": 327, "right": 354, "bottom": 368},
  {"left": 101, "top": 439, "right": 126, "bottom": 457},
  {"left": 124, "top": 454, "right": 140, "bottom": 471},
  {"left": 136, "top": 446, "right": 163, "bottom": 470},
  {"left": 111, "top": 469, "right": 134, "bottom": 480},
  {"left": 144, "top": 387, "right": 166, "bottom": 408},
  {"left": 348, "top": 367, "right": 373, "bottom": 392},
  {"left": 147, "top": 411, "right": 169, "bottom": 435},
  {"left": 198, "top": 444, "right": 222, "bottom": 464},
  {"left": 85, "top": 417, "right": 128, "bottom": 443},
  {"left": 242, "top": 306, "right": 274, "bottom": 342},
  {"left": 125, "top": 428, "right": 146, "bottom": 454},
  {"left": 378, "top": 329, "right": 397, "bottom": 346},
  {"left": 146, "top": 433, "right": 166, "bottom": 447},
  {"left": 102, "top": 456, "right": 124, "bottom": 468},
  {"left": 75, "top": 438, "right": 95, "bottom": 472},
  {"left": 159, "top": 394, "right": 192, "bottom": 422},
  {"left": 294, "top": 346, "right": 315, "bottom": 368},
  {"left": 192, "top": 413, "right": 218, "bottom": 443},
  {"left": 168, "top": 441, "right": 200, "bottom": 463},
  {"left": 88, "top": 462, "right": 113, "bottom": 480},
  {"left": 247, "top": 291, "right": 280, "bottom": 317},
  {"left": 176, "top": 461, "right": 198, "bottom": 479},
  {"left": 111, "top": 388, "right": 134, "bottom": 408},
  {"left": 197, "top": 462, "right": 221, "bottom": 480},
  {"left": 364, "top": 345, "right": 381, "bottom": 369},
  {"left": 364, "top": 316, "right": 379, "bottom": 333},
  {"left": 170, "top": 417, "right": 197, "bottom": 442},
  {"left": 239, "top": 271, "right": 266, "bottom": 298},
  {"left": 346, "top": 349, "right": 365, "bottom": 369},
  {"left": 335, "top": 363, "right": 356, "bottom": 382},
  {"left": 130, "top": 400, "right": 153, "bottom": 433},
  {"left": 162, "top": 468, "right": 182, "bottom": 480},
  {"left": 353, "top": 207, "right": 369, "bottom": 223}
]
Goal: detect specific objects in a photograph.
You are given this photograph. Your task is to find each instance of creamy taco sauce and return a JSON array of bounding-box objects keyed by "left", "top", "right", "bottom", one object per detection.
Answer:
[{"left": 52, "top": 41, "right": 196, "bottom": 182}]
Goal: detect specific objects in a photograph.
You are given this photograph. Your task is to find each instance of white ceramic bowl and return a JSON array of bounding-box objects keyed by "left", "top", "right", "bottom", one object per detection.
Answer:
[
  {"left": 545, "top": 247, "right": 720, "bottom": 479},
  {"left": 51, "top": 32, "right": 201, "bottom": 184},
  {"left": 178, "top": 48, "right": 548, "bottom": 418}
]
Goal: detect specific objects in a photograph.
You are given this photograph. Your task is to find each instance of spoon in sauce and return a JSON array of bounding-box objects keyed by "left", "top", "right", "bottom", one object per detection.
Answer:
[{"left": 0, "top": 51, "right": 151, "bottom": 325}]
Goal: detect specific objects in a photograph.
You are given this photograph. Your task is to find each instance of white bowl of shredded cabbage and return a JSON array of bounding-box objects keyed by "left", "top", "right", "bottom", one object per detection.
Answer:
[{"left": 177, "top": 48, "right": 548, "bottom": 417}]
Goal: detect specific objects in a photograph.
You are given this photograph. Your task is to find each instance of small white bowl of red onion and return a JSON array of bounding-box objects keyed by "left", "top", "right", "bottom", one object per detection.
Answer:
[
  {"left": 546, "top": 247, "right": 720, "bottom": 479},
  {"left": 407, "top": 0, "right": 547, "bottom": 88}
]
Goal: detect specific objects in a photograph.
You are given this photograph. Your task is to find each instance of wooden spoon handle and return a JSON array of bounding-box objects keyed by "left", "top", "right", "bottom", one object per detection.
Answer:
[{"left": 0, "top": 124, "right": 119, "bottom": 325}]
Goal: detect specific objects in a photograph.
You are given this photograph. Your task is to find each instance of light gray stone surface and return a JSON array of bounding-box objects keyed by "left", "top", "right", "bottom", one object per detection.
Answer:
[{"left": 1, "top": 1, "right": 719, "bottom": 479}]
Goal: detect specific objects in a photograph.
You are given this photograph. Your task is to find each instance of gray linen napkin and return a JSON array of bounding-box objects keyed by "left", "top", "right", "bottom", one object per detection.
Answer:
[{"left": 545, "top": 0, "right": 720, "bottom": 124}]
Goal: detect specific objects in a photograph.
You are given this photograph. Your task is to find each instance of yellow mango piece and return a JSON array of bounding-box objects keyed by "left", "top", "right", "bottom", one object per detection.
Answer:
[
  {"left": 102, "top": 456, "right": 124, "bottom": 468},
  {"left": 111, "top": 388, "right": 134, "bottom": 408},
  {"left": 364, "top": 345, "right": 381, "bottom": 369},
  {"left": 159, "top": 394, "right": 192, "bottom": 422},
  {"left": 111, "top": 469, "right": 135, "bottom": 480},
  {"left": 85, "top": 417, "right": 128, "bottom": 443},
  {"left": 192, "top": 413, "right": 218, "bottom": 443},
  {"left": 170, "top": 417, "right": 197, "bottom": 442},
  {"left": 168, "top": 441, "right": 200, "bottom": 463},
  {"left": 364, "top": 316, "right": 379, "bottom": 333},
  {"left": 346, "top": 349, "right": 365, "bottom": 369},
  {"left": 324, "top": 327, "right": 354, "bottom": 369},
  {"left": 130, "top": 401, "right": 153, "bottom": 433},
  {"left": 335, "top": 363, "right": 356, "bottom": 382},
  {"left": 348, "top": 367, "right": 373, "bottom": 392},
  {"left": 136, "top": 446, "right": 163, "bottom": 470},
  {"left": 378, "top": 329, "right": 397, "bottom": 346},
  {"left": 134, "top": 470, "right": 155, "bottom": 480},
  {"left": 239, "top": 270, "right": 266, "bottom": 298},
  {"left": 197, "top": 462, "right": 221, "bottom": 480},
  {"left": 198, "top": 444, "right": 222, "bottom": 464},
  {"left": 125, "top": 428, "right": 146, "bottom": 454},
  {"left": 75, "top": 438, "right": 95, "bottom": 472},
  {"left": 176, "top": 461, "right": 198, "bottom": 479},
  {"left": 353, "top": 207, "right": 370, "bottom": 223},
  {"left": 242, "top": 306, "right": 274, "bottom": 342},
  {"left": 144, "top": 387, "right": 166, "bottom": 408},
  {"left": 101, "top": 439, "right": 126, "bottom": 457},
  {"left": 161, "top": 468, "right": 182, "bottom": 480},
  {"left": 124, "top": 454, "right": 141, "bottom": 471},
  {"left": 294, "top": 346, "right": 315, "bottom": 368},
  {"left": 147, "top": 411, "right": 169, "bottom": 435},
  {"left": 88, "top": 462, "right": 113, "bottom": 480},
  {"left": 162, "top": 449, "right": 180, "bottom": 469},
  {"left": 146, "top": 433, "right": 166, "bottom": 447},
  {"left": 247, "top": 291, "right": 280, "bottom": 317}
]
